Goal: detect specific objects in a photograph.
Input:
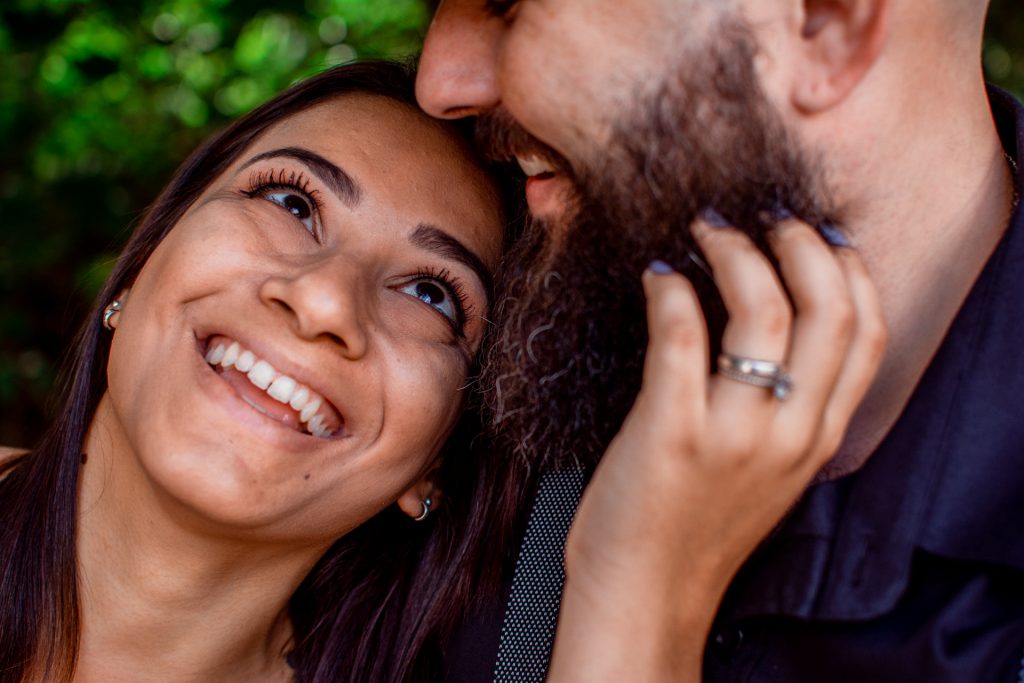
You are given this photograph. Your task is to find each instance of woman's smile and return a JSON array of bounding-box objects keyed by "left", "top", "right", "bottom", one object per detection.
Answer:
[
  {"left": 94, "top": 92, "right": 503, "bottom": 536},
  {"left": 201, "top": 334, "right": 345, "bottom": 439},
  {"left": 187, "top": 327, "right": 351, "bottom": 454}
]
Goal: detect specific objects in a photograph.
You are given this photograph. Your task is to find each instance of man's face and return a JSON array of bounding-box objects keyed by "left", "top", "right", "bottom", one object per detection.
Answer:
[
  {"left": 418, "top": 0, "right": 723, "bottom": 220},
  {"left": 419, "top": 5, "right": 837, "bottom": 468}
]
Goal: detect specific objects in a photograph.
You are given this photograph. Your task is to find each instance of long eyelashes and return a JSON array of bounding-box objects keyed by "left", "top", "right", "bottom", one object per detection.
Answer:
[
  {"left": 413, "top": 266, "right": 474, "bottom": 336},
  {"left": 240, "top": 167, "right": 323, "bottom": 237},
  {"left": 485, "top": 0, "right": 520, "bottom": 18},
  {"left": 243, "top": 168, "right": 323, "bottom": 204}
]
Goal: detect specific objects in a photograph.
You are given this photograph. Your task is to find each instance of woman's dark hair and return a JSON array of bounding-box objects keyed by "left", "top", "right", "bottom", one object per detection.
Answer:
[{"left": 0, "top": 60, "right": 527, "bottom": 682}]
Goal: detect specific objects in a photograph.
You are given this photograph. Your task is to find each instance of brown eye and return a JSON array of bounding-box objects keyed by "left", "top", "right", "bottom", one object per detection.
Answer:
[
  {"left": 399, "top": 278, "right": 457, "bottom": 323},
  {"left": 281, "top": 194, "right": 311, "bottom": 219},
  {"left": 265, "top": 191, "right": 315, "bottom": 233}
]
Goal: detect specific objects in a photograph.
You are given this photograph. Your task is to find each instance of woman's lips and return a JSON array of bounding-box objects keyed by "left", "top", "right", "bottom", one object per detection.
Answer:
[{"left": 203, "top": 335, "right": 343, "bottom": 438}]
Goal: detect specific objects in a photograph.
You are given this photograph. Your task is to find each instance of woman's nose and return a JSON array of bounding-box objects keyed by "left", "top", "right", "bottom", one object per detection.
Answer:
[
  {"left": 259, "top": 261, "right": 370, "bottom": 359},
  {"left": 416, "top": 0, "right": 503, "bottom": 119}
]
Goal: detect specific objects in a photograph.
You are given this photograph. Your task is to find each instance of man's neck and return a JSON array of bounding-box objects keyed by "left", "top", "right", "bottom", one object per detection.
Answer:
[{"left": 822, "top": 80, "right": 1017, "bottom": 478}]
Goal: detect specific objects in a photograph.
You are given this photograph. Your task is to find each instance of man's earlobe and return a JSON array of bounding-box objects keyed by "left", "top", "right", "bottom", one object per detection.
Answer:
[{"left": 791, "top": 0, "right": 889, "bottom": 113}]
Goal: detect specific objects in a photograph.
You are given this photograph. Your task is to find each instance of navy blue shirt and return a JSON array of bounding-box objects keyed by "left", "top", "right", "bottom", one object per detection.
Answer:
[
  {"left": 701, "top": 86, "right": 1024, "bottom": 682},
  {"left": 444, "top": 88, "right": 1024, "bottom": 682}
]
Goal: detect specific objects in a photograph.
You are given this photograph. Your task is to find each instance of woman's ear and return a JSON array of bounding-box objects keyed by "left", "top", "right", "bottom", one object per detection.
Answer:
[
  {"left": 396, "top": 468, "right": 443, "bottom": 522},
  {"left": 790, "top": 0, "right": 890, "bottom": 113},
  {"left": 103, "top": 288, "right": 131, "bottom": 331}
]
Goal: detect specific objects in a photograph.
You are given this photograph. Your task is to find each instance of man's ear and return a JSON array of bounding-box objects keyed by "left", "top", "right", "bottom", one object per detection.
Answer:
[
  {"left": 396, "top": 467, "right": 443, "bottom": 521},
  {"left": 790, "top": 0, "right": 890, "bottom": 113}
]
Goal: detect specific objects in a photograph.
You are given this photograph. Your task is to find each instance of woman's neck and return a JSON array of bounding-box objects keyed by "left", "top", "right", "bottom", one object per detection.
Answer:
[{"left": 74, "top": 396, "right": 323, "bottom": 682}]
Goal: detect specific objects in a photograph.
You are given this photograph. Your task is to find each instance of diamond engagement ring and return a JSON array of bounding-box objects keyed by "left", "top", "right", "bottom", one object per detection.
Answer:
[{"left": 716, "top": 353, "right": 794, "bottom": 401}]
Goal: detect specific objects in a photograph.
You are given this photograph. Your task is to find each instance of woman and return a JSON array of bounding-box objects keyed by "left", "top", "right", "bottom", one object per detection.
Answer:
[
  {"left": 0, "top": 60, "right": 517, "bottom": 682},
  {"left": 1, "top": 60, "right": 885, "bottom": 683}
]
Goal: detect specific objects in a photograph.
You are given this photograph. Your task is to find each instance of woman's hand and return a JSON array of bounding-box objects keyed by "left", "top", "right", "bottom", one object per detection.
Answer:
[{"left": 549, "top": 215, "right": 887, "bottom": 682}]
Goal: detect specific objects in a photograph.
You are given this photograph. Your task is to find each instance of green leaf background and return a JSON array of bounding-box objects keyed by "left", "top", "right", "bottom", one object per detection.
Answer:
[{"left": 1, "top": 0, "right": 1022, "bottom": 445}]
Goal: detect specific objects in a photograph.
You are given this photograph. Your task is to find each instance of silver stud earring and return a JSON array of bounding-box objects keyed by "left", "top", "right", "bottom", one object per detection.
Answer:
[
  {"left": 102, "top": 300, "right": 122, "bottom": 331},
  {"left": 413, "top": 496, "right": 432, "bottom": 522}
]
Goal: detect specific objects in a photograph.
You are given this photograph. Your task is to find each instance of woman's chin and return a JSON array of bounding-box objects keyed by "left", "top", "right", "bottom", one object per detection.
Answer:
[{"left": 134, "top": 445, "right": 349, "bottom": 542}]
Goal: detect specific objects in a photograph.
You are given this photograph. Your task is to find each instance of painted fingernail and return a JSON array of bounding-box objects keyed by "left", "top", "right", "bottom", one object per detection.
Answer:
[
  {"left": 769, "top": 201, "right": 795, "bottom": 222},
  {"left": 700, "top": 207, "right": 731, "bottom": 228},
  {"left": 648, "top": 259, "right": 676, "bottom": 275},
  {"left": 817, "top": 221, "right": 852, "bottom": 248}
]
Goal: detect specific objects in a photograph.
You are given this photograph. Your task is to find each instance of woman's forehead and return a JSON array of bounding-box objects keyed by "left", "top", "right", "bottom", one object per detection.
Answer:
[
  {"left": 255, "top": 94, "right": 463, "bottom": 169},
  {"left": 232, "top": 93, "right": 504, "bottom": 267}
]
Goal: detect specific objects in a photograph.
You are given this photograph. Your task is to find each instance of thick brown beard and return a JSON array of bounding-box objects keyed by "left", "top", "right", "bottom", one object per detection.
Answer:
[
  {"left": 474, "top": 107, "right": 571, "bottom": 173},
  {"left": 479, "top": 20, "right": 838, "bottom": 472}
]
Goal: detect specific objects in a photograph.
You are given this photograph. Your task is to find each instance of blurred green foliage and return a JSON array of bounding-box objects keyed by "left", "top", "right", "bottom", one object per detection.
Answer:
[
  {"left": 1, "top": 1, "right": 1023, "bottom": 447},
  {"left": 986, "top": 0, "right": 1024, "bottom": 99}
]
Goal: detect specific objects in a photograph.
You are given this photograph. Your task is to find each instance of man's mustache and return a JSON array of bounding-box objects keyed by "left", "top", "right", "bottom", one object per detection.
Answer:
[{"left": 474, "top": 107, "right": 572, "bottom": 175}]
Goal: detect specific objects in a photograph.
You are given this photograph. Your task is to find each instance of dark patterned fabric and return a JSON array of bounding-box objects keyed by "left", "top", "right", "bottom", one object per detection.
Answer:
[{"left": 493, "top": 466, "right": 585, "bottom": 683}]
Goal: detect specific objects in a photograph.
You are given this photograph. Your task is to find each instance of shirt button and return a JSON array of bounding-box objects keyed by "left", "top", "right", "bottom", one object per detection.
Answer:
[{"left": 712, "top": 626, "right": 745, "bottom": 660}]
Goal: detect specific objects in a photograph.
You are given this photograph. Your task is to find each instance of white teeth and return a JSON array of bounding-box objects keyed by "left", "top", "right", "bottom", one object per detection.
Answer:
[
  {"left": 205, "top": 344, "right": 226, "bottom": 364},
  {"left": 307, "top": 415, "right": 331, "bottom": 438},
  {"left": 302, "top": 402, "right": 332, "bottom": 438},
  {"left": 517, "top": 155, "right": 555, "bottom": 177},
  {"left": 205, "top": 338, "right": 338, "bottom": 437},
  {"left": 247, "top": 360, "right": 275, "bottom": 390},
  {"left": 267, "top": 375, "right": 296, "bottom": 404},
  {"left": 235, "top": 350, "right": 255, "bottom": 373},
  {"left": 221, "top": 342, "right": 240, "bottom": 369},
  {"left": 289, "top": 386, "right": 309, "bottom": 411},
  {"left": 300, "top": 398, "right": 321, "bottom": 423},
  {"left": 305, "top": 411, "right": 334, "bottom": 439}
]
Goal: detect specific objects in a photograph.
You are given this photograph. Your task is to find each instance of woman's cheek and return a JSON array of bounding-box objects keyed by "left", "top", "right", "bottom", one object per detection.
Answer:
[{"left": 383, "top": 343, "right": 468, "bottom": 456}]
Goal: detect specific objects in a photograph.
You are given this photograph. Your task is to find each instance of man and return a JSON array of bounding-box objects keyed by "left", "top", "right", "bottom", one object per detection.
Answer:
[{"left": 417, "top": 1, "right": 1024, "bottom": 681}]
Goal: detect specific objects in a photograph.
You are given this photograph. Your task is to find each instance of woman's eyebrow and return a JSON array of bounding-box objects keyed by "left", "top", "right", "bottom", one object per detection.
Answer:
[
  {"left": 410, "top": 223, "right": 494, "bottom": 297},
  {"left": 240, "top": 147, "right": 362, "bottom": 206}
]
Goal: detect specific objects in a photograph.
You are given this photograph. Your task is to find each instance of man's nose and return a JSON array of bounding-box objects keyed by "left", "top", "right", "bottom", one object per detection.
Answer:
[
  {"left": 259, "top": 261, "right": 370, "bottom": 360},
  {"left": 417, "top": 0, "right": 503, "bottom": 119}
]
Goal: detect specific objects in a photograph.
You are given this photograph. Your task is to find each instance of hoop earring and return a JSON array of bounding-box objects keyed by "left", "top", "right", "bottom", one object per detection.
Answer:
[
  {"left": 414, "top": 497, "right": 432, "bottom": 522},
  {"left": 102, "top": 300, "right": 122, "bottom": 331}
]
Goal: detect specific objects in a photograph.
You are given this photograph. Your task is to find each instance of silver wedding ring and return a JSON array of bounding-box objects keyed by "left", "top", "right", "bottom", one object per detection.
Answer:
[{"left": 717, "top": 353, "right": 793, "bottom": 401}]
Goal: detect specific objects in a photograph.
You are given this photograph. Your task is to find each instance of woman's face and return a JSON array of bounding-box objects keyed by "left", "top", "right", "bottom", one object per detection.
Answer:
[{"left": 103, "top": 94, "right": 503, "bottom": 543}]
